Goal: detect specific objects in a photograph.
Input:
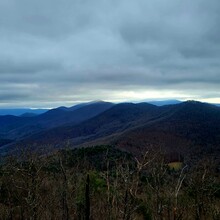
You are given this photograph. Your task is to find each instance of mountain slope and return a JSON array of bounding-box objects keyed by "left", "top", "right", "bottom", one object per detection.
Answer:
[
  {"left": 0, "top": 101, "right": 114, "bottom": 140},
  {"left": 115, "top": 101, "right": 220, "bottom": 155},
  {"left": 15, "top": 103, "right": 162, "bottom": 146},
  {"left": 13, "top": 101, "right": 220, "bottom": 158},
  {"left": 2, "top": 101, "right": 220, "bottom": 159}
]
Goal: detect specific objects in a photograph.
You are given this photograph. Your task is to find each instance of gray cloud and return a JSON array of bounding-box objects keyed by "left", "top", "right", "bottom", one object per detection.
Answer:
[{"left": 0, "top": 0, "right": 220, "bottom": 107}]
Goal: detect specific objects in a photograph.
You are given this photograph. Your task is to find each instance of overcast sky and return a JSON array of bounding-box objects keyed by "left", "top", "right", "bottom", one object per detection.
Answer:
[{"left": 0, "top": 0, "right": 220, "bottom": 108}]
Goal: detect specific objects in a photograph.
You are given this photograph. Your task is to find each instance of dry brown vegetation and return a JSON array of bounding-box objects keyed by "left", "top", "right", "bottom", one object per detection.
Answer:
[{"left": 0, "top": 145, "right": 219, "bottom": 220}]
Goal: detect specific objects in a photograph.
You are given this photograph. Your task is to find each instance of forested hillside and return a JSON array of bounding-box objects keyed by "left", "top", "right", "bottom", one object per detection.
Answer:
[{"left": 0, "top": 146, "right": 219, "bottom": 219}]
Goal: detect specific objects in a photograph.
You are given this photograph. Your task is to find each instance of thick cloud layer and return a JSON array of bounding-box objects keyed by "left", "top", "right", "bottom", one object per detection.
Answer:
[{"left": 0, "top": 0, "right": 220, "bottom": 107}]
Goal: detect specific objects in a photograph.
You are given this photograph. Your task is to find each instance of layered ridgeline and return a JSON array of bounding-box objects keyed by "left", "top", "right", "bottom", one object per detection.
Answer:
[
  {"left": 0, "top": 100, "right": 220, "bottom": 160},
  {"left": 0, "top": 101, "right": 114, "bottom": 150},
  {"left": 0, "top": 108, "right": 48, "bottom": 116}
]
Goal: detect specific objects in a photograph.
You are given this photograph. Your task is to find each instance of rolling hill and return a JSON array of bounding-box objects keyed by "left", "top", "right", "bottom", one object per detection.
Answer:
[
  {"left": 0, "top": 101, "right": 114, "bottom": 140},
  {"left": 115, "top": 101, "right": 220, "bottom": 155},
  {"left": 0, "top": 101, "right": 220, "bottom": 160},
  {"left": 0, "top": 108, "right": 48, "bottom": 116}
]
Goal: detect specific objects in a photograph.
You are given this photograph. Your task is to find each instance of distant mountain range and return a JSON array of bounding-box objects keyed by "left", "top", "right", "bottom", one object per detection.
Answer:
[
  {"left": 148, "top": 99, "right": 182, "bottom": 106},
  {"left": 0, "top": 101, "right": 114, "bottom": 141},
  {"left": 0, "top": 100, "right": 220, "bottom": 160},
  {"left": 1, "top": 100, "right": 219, "bottom": 116},
  {"left": 0, "top": 108, "right": 48, "bottom": 116}
]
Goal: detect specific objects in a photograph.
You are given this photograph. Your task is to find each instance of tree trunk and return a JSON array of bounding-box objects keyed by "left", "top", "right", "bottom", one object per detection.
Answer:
[{"left": 85, "top": 174, "right": 90, "bottom": 220}]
